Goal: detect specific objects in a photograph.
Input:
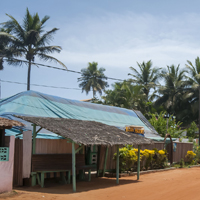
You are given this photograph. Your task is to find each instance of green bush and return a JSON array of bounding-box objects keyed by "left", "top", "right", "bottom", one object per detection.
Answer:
[
  {"left": 148, "top": 111, "right": 184, "bottom": 138},
  {"left": 114, "top": 147, "right": 167, "bottom": 172},
  {"left": 185, "top": 151, "right": 196, "bottom": 165},
  {"left": 113, "top": 147, "right": 137, "bottom": 172},
  {"left": 187, "top": 121, "right": 198, "bottom": 138}
]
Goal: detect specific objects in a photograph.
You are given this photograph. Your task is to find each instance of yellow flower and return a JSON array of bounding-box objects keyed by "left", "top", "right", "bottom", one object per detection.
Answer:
[
  {"left": 134, "top": 148, "right": 138, "bottom": 152},
  {"left": 187, "top": 151, "right": 196, "bottom": 156},
  {"left": 158, "top": 150, "right": 165, "bottom": 155}
]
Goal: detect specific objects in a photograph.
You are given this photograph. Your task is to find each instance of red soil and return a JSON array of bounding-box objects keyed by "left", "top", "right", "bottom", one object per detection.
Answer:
[{"left": 2, "top": 167, "right": 200, "bottom": 200}]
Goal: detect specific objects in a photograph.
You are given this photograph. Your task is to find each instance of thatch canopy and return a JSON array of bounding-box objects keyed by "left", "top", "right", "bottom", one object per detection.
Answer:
[
  {"left": 0, "top": 117, "right": 25, "bottom": 129},
  {"left": 16, "top": 116, "right": 153, "bottom": 146}
]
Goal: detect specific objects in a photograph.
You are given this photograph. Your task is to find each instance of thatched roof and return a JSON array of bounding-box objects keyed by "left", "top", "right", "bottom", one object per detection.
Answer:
[
  {"left": 0, "top": 117, "right": 25, "bottom": 129},
  {"left": 16, "top": 116, "right": 153, "bottom": 146}
]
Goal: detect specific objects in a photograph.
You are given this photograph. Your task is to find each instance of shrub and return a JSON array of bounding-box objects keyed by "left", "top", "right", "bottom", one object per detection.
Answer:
[
  {"left": 114, "top": 147, "right": 167, "bottom": 172},
  {"left": 179, "top": 158, "right": 185, "bottom": 168},
  {"left": 187, "top": 121, "right": 198, "bottom": 138},
  {"left": 153, "top": 148, "right": 168, "bottom": 169},
  {"left": 113, "top": 147, "right": 137, "bottom": 172},
  {"left": 185, "top": 150, "right": 196, "bottom": 165},
  {"left": 194, "top": 145, "right": 200, "bottom": 164},
  {"left": 139, "top": 149, "right": 155, "bottom": 170},
  {"left": 148, "top": 111, "right": 184, "bottom": 138}
]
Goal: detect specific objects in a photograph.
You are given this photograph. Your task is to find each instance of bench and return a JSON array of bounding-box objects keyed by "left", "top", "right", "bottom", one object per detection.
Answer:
[{"left": 31, "top": 154, "right": 95, "bottom": 187}]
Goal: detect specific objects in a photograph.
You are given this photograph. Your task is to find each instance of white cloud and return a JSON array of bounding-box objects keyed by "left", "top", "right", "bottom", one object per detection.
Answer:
[
  {"left": 2, "top": 10, "right": 200, "bottom": 99},
  {"left": 54, "top": 11, "right": 200, "bottom": 71}
]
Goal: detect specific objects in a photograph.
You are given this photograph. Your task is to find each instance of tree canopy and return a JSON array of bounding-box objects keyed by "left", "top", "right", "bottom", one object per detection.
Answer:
[
  {"left": 0, "top": 8, "right": 66, "bottom": 90},
  {"left": 78, "top": 62, "right": 108, "bottom": 98}
]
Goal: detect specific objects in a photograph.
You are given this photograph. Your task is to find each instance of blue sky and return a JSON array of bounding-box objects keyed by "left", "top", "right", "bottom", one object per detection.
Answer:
[{"left": 1, "top": 0, "right": 200, "bottom": 100}]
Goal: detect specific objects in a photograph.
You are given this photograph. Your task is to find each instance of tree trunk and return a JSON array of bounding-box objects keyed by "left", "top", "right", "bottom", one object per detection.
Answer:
[
  {"left": 93, "top": 88, "right": 95, "bottom": 98},
  {"left": 27, "top": 60, "right": 31, "bottom": 90}
]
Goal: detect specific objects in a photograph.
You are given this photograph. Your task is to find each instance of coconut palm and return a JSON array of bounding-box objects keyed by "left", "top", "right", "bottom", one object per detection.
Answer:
[
  {"left": 102, "top": 81, "right": 146, "bottom": 111},
  {"left": 0, "top": 28, "right": 13, "bottom": 70},
  {"left": 186, "top": 57, "right": 200, "bottom": 86},
  {"left": 0, "top": 8, "right": 66, "bottom": 90},
  {"left": 128, "top": 60, "right": 161, "bottom": 102},
  {"left": 155, "top": 65, "right": 188, "bottom": 116},
  {"left": 78, "top": 62, "right": 108, "bottom": 98},
  {"left": 183, "top": 57, "right": 200, "bottom": 123}
]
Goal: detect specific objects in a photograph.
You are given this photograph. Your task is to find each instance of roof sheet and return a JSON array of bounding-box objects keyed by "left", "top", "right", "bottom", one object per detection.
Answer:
[{"left": 0, "top": 90, "right": 161, "bottom": 138}]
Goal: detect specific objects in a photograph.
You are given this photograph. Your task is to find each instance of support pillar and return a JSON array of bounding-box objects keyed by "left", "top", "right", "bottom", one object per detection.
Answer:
[
  {"left": 137, "top": 145, "right": 141, "bottom": 180},
  {"left": 72, "top": 141, "right": 76, "bottom": 192},
  {"left": 0, "top": 129, "right": 5, "bottom": 147},
  {"left": 116, "top": 145, "right": 119, "bottom": 184},
  {"left": 32, "top": 124, "right": 37, "bottom": 154},
  {"left": 103, "top": 146, "right": 108, "bottom": 177}
]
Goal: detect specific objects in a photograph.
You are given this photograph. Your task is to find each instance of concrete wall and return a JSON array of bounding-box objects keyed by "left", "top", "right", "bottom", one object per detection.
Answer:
[{"left": 0, "top": 136, "right": 15, "bottom": 193}]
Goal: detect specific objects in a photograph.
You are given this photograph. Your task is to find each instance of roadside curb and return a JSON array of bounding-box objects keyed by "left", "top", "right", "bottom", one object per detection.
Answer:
[
  {"left": 187, "top": 164, "right": 200, "bottom": 168},
  {"left": 105, "top": 167, "right": 177, "bottom": 178},
  {"left": 105, "top": 165, "right": 200, "bottom": 178}
]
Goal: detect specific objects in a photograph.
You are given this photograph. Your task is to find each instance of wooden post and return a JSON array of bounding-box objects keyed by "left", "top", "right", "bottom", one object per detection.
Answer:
[
  {"left": 0, "top": 129, "right": 5, "bottom": 147},
  {"left": 32, "top": 124, "right": 37, "bottom": 154},
  {"left": 116, "top": 145, "right": 119, "bottom": 184},
  {"left": 79, "top": 145, "right": 84, "bottom": 181},
  {"left": 72, "top": 141, "right": 76, "bottom": 192},
  {"left": 97, "top": 146, "right": 101, "bottom": 177},
  {"left": 137, "top": 145, "right": 140, "bottom": 180},
  {"left": 103, "top": 146, "right": 108, "bottom": 177}
]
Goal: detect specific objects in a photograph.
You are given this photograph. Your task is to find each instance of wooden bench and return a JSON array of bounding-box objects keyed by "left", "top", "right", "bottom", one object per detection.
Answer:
[{"left": 31, "top": 154, "right": 95, "bottom": 187}]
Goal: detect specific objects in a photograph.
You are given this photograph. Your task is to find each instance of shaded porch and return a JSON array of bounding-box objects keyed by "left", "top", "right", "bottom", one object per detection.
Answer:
[{"left": 16, "top": 115, "right": 153, "bottom": 192}]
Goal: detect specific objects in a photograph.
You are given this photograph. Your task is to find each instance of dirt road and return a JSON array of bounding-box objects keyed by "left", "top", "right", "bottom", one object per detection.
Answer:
[{"left": 1, "top": 167, "right": 200, "bottom": 200}]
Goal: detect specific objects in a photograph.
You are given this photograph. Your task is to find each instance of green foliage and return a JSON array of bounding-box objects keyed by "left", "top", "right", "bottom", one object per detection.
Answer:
[
  {"left": 187, "top": 121, "right": 198, "bottom": 138},
  {"left": 185, "top": 151, "right": 196, "bottom": 165},
  {"left": 0, "top": 8, "right": 65, "bottom": 90},
  {"left": 155, "top": 64, "right": 188, "bottom": 118},
  {"left": 113, "top": 147, "right": 137, "bottom": 172},
  {"left": 148, "top": 111, "right": 184, "bottom": 138},
  {"left": 194, "top": 144, "right": 200, "bottom": 164},
  {"left": 179, "top": 158, "right": 185, "bottom": 168},
  {"left": 78, "top": 62, "right": 108, "bottom": 98},
  {"left": 128, "top": 60, "right": 161, "bottom": 102},
  {"left": 113, "top": 147, "right": 167, "bottom": 172},
  {"left": 153, "top": 149, "right": 168, "bottom": 169},
  {"left": 102, "top": 81, "right": 147, "bottom": 112}
]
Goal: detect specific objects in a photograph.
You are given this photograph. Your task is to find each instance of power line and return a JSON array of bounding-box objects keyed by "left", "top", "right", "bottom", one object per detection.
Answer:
[
  {"left": 3, "top": 58, "right": 196, "bottom": 89},
  {"left": 5, "top": 58, "right": 123, "bottom": 82},
  {"left": 1, "top": 80, "right": 82, "bottom": 90},
  {"left": 1, "top": 79, "right": 193, "bottom": 92}
]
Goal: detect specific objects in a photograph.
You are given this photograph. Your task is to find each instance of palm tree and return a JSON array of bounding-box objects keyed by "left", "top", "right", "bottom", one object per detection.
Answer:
[
  {"left": 184, "top": 57, "right": 200, "bottom": 123},
  {"left": 102, "top": 81, "right": 146, "bottom": 111},
  {"left": 155, "top": 65, "right": 188, "bottom": 117},
  {"left": 0, "top": 28, "right": 12, "bottom": 70},
  {"left": 0, "top": 8, "right": 66, "bottom": 90},
  {"left": 128, "top": 60, "right": 161, "bottom": 102},
  {"left": 78, "top": 62, "right": 108, "bottom": 98},
  {"left": 186, "top": 57, "right": 200, "bottom": 86}
]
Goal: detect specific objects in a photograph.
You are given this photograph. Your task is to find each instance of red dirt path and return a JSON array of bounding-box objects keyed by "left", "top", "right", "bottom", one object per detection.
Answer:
[{"left": 2, "top": 167, "right": 200, "bottom": 200}]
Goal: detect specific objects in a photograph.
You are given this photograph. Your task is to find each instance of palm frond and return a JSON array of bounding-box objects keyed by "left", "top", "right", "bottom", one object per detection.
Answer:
[
  {"left": 37, "top": 53, "right": 66, "bottom": 68},
  {"left": 37, "top": 28, "right": 59, "bottom": 46}
]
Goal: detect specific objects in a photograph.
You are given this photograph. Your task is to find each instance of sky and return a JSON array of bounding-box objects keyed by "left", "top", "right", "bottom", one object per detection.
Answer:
[{"left": 1, "top": 0, "right": 200, "bottom": 100}]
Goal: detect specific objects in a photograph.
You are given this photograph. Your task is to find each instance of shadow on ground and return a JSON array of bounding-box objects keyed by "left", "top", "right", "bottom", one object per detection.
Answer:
[{"left": 15, "top": 176, "right": 141, "bottom": 194}]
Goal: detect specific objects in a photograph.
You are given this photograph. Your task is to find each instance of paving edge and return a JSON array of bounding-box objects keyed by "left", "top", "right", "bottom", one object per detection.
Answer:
[
  {"left": 105, "top": 167, "right": 180, "bottom": 178},
  {"left": 105, "top": 164, "right": 200, "bottom": 177}
]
